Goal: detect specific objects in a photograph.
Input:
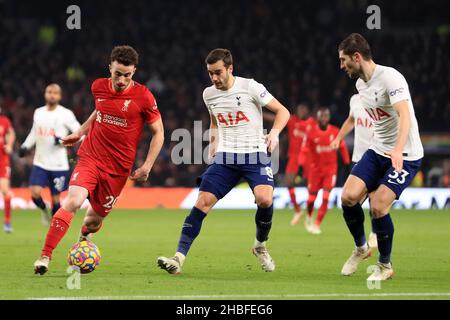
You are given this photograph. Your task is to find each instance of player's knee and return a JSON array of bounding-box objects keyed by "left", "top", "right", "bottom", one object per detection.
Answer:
[
  {"left": 370, "top": 202, "right": 388, "bottom": 218},
  {"left": 256, "top": 196, "right": 273, "bottom": 208},
  {"left": 63, "top": 194, "right": 85, "bottom": 212},
  {"left": 195, "top": 193, "right": 216, "bottom": 213},
  {"left": 341, "top": 190, "right": 359, "bottom": 206}
]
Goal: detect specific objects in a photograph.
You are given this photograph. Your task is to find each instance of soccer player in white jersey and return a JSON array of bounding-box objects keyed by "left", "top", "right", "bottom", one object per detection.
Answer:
[
  {"left": 158, "top": 48, "right": 290, "bottom": 274},
  {"left": 331, "top": 94, "right": 377, "bottom": 248},
  {"left": 334, "top": 33, "right": 423, "bottom": 281},
  {"left": 19, "top": 84, "right": 80, "bottom": 225}
]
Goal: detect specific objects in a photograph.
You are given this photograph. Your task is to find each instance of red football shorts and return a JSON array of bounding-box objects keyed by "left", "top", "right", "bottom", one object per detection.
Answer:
[
  {"left": 307, "top": 170, "right": 336, "bottom": 193},
  {"left": 0, "top": 164, "right": 10, "bottom": 179},
  {"left": 69, "top": 158, "right": 128, "bottom": 217}
]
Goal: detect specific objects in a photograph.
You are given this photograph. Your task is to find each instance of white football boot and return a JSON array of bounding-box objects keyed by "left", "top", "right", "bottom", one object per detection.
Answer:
[
  {"left": 3, "top": 223, "right": 13, "bottom": 233},
  {"left": 252, "top": 240, "right": 275, "bottom": 272},
  {"left": 368, "top": 232, "right": 378, "bottom": 248},
  {"left": 310, "top": 223, "right": 322, "bottom": 235},
  {"left": 304, "top": 215, "right": 313, "bottom": 233},
  {"left": 40, "top": 211, "right": 51, "bottom": 226},
  {"left": 290, "top": 209, "right": 303, "bottom": 226},
  {"left": 157, "top": 253, "right": 184, "bottom": 274},
  {"left": 34, "top": 256, "right": 50, "bottom": 275},
  {"left": 341, "top": 244, "right": 372, "bottom": 276},
  {"left": 367, "top": 262, "right": 394, "bottom": 281}
]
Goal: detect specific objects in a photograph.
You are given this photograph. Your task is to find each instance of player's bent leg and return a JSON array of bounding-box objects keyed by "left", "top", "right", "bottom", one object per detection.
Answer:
[
  {"left": 34, "top": 186, "right": 89, "bottom": 275},
  {"left": 367, "top": 185, "right": 396, "bottom": 280},
  {"left": 158, "top": 191, "right": 217, "bottom": 275},
  {"left": 252, "top": 185, "right": 275, "bottom": 272},
  {"left": 305, "top": 191, "right": 317, "bottom": 232},
  {"left": 79, "top": 206, "right": 104, "bottom": 242},
  {"left": 340, "top": 175, "right": 372, "bottom": 275}
]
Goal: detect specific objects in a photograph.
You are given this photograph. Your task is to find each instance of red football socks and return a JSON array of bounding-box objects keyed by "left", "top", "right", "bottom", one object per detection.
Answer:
[
  {"left": 315, "top": 191, "right": 330, "bottom": 225},
  {"left": 41, "top": 208, "right": 74, "bottom": 259},
  {"left": 306, "top": 194, "right": 316, "bottom": 217},
  {"left": 4, "top": 195, "right": 11, "bottom": 224},
  {"left": 288, "top": 187, "right": 301, "bottom": 212}
]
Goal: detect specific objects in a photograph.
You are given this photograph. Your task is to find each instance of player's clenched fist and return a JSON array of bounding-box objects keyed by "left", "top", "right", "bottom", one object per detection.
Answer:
[
  {"left": 130, "top": 165, "right": 151, "bottom": 182},
  {"left": 265, "top": 130, "right": 280, "bottom": 153}
]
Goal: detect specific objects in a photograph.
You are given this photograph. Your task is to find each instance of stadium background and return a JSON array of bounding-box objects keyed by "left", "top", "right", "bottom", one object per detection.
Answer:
[{"left": 1, "top": 0, "right": 449, "bottom": 192}]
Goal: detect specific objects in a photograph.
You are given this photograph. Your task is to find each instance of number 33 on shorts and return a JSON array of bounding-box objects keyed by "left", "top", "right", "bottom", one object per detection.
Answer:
[{"left": 387, "top": 169, "right": 409, "bottom": 185}]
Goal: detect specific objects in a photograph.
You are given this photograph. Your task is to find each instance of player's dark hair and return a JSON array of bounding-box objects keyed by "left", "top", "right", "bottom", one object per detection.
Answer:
[
  {"left": 205, "top": 48, "right": 233, "bottom": 68},
  {"left": 338, "top": 33, "right": 372, "bottom": 61},
  {"left": 110, "top": 45, "right": 139, "bottom": 66}
]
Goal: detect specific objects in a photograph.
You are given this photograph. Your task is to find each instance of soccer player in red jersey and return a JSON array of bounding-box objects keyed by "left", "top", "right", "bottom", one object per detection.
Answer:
[
  {"left": 286, "top": 104, "right": 316, "bottom": 226},
  {"left": 304, "top": 107, "right": 350, "bottom": 234},
  {"left": 33, "top": 46, "right": 164, "bottom": 275},
  {"left": 0, "top": 109, "right": 15, "bottom": 233}
]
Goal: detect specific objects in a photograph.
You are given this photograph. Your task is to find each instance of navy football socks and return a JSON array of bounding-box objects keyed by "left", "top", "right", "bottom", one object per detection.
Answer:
[
  {"left": 372, "top": 214, "right": 394, "bottom": 264},
  {"left": 342, "top": 203, "right": 367, "bottom": 247},
  {"left": 32, "top": 196, "right": 47, "bottom": 212},
  {"left": 177, "top": 207, "right": 207, "bottom": 256},
  {"left": 255, "top": 204, "right": 273, "bottom": 242},
  {"left": 52, "top": 202, "right": 61, "bottom": 216}
]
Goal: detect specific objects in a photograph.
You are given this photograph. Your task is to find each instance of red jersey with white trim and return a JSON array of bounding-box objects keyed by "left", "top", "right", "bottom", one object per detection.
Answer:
[
  {"left": 78, "top": 78, "right": 161, "bottom": 176},
  {"left": 306, "top": 124, "right": 350, "bottom": 174},
  {"left": 0, "top": 115, "right": 12, "bottom": 166},
  {"left": 287, "top": 116, "right": 316, "bottom": 157}
]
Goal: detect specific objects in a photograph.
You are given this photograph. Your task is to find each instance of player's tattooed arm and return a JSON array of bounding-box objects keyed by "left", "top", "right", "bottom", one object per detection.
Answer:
[
  {"left": 207, "top": 114, "right": 218, "bottom": 162},
  {"left": 130, "top": 117, "right": 164, "bottom": 182},
  {"left": 62, "top": 110, "right": 97, "bottom": 147},
  {"left": 264, "top": 98, "right": 290, "bottom": 153},
  {"left": 330, "top": 115, "right": 355, "bottom": 149},
  {"left": 385, "top": 100, "right": 411, "bottom": 172}
]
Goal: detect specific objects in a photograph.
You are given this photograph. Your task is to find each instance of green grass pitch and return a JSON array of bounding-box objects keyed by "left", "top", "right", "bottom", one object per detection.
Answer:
[{"left": 1, "top": 208, "right": 449, "bottom": 300}]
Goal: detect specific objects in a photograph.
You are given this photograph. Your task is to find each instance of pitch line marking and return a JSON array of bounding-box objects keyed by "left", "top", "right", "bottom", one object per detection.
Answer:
[{"left": 28, "top": 292, "right": 450, "bottom": 300}]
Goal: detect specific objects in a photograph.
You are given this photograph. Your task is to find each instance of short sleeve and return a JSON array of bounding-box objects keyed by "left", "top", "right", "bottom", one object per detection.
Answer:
[
  {"left": 384, "top": 69, "right": 410, "bottom": 105},
  {"left": 142, "top": 89, "right": 161, "bottom": 124},
  {"left": 349, "top": 95, "right": 358, "bottom": 118},
  {"left": 65, "top": 110, "right": 81, "bottom": 133},
  {"left": 202, "top": 88, "right": 212, "bottom": 114},
  {"left": 248, "top": 79, "right": 274, "bottom": 107},
  {"left": 91, "top": 79, "right": 101, "bottom": 97},
  {"left": 4, "top": 117, "right": 12, "bottom": 130}
]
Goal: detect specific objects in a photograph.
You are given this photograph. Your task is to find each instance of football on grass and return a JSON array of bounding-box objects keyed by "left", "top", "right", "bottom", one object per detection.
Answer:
[{"left": 68, "top": 241, "right": 102, "bottom": 274}]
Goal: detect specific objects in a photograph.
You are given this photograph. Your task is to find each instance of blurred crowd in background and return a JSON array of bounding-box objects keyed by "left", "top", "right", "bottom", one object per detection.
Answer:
[{"left": 0, "top": 0, "right": 449, "bottom": 188}]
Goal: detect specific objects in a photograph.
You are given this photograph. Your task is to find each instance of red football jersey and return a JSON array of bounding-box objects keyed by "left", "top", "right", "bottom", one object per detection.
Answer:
[
  {"left": 78, "top": 78, "right": 161, "bottom": 176},
  {"left": 0, "top": 115, "right": 12, "bottom": 165},
  {"left": 287, "top": 116, "right": 316, "bottom": 156},
  {"left": 305, "top": 123, "right": 350, "bottom": 174}
]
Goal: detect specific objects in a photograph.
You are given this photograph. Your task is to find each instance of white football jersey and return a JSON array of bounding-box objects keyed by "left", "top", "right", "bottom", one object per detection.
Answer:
[
  {"left": 355, "top": 65, "right": 423, "bottom": 161},
  {"left": 22, "top": 105, "right": 81, "bottom": 171},
  {"left": 203, "top": 76, "right": 274, "bottom": 153},
  {"left": 349, "top": 94, "right": 374, "bottom": 162}
]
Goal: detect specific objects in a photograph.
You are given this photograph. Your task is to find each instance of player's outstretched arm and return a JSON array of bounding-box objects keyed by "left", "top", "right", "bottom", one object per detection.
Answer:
[
  {"left": 384, "top": 100, "right": 411, "bottom": 172},
  {"left": 62, "top": 110, "right": 96, "bottom": 146},
  {"left": 330, "top": 115, "right": 355, "bottom": 149},
  {"left": 130, "top": 117, "right": 165, "bottom": 182},
  {"left": 264, "top": 98, "right": 290, "bottom": 152}
]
